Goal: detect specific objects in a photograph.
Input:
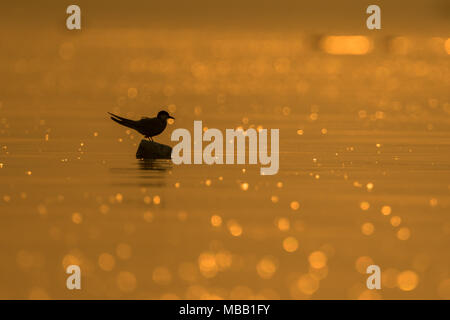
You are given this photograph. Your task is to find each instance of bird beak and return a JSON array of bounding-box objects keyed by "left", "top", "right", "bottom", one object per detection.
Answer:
[{"left": 169, "top": 116, "right": 175, "bottom": 119}]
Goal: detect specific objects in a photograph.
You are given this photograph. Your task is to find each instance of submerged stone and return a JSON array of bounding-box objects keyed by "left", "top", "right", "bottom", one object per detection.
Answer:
[{"left": 136, "top": 140, "right": 172, "bottom": 159}]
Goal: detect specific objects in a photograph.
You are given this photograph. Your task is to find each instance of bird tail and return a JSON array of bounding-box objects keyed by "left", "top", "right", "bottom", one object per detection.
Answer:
[{"left": 108, "top": 112, "right": 137, "bottom": 130}]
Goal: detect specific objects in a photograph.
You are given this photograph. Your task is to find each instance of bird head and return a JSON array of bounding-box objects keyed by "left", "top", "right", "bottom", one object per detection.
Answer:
[{"left": 157, "top": 110, "right": 175, "bottom": 121}]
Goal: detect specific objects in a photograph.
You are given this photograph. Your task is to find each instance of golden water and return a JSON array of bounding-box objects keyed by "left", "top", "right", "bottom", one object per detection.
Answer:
[{"left": 0, "top": 29, "right": 449, "bottom": 299}]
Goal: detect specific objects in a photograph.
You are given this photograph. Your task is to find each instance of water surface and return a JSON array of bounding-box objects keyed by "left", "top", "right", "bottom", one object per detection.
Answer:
[{"left": 0, "top": 29, "right": 449, "bottom": 299}]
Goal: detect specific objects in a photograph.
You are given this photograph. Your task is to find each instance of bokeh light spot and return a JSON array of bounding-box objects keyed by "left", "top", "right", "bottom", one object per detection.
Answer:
[
  {"left": 309, "top": 251, "right": 327, "bottom": 269},
  {"left": 283, "top": 237, "right": 298, "bottom": 252},
  {"left": 397, "top": 270, "right": 419, "bottom": 291},
  {"left": 117, "top": 271, "right": 137, "bottom": 293}
]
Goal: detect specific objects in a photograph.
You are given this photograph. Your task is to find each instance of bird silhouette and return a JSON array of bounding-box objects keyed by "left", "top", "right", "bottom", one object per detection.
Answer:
[{"left": 108, "top": 110, "right": 175, "bottom": 141}]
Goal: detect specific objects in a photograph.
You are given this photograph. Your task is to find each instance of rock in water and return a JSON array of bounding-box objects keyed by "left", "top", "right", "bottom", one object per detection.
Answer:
[{"left": 136, "top": 140, "right": 172, "bottom": 159}]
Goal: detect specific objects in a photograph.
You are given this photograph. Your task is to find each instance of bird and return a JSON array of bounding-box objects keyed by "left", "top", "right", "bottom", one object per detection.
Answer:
[{"left": 108, "top": 110, "right": 175, "bottom": 142}]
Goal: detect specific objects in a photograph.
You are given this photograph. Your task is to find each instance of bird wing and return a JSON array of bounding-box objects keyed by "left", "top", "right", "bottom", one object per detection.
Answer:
[
  {"left": 108, "top": 113, "right": 165, "bottom": 137},
  {"left": 136, "top": 117, "right": 165, "bottom": 136},
  {"left": 108, "top": 112, "right": 138, "bottom": 130},
  {"left": 137, "top": 117, "right": 161, "bottom": 130}
]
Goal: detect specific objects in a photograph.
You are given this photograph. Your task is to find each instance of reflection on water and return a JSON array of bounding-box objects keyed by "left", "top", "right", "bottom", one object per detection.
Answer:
[
  {"left": 109, "top": 159, "right": 172, "bottom": 188},
  {"left": 0, "top": 29, "right": 449, "bottom": 300},
  {"left": 137, "top": 159, "right": 173, "bottom": 172}
]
